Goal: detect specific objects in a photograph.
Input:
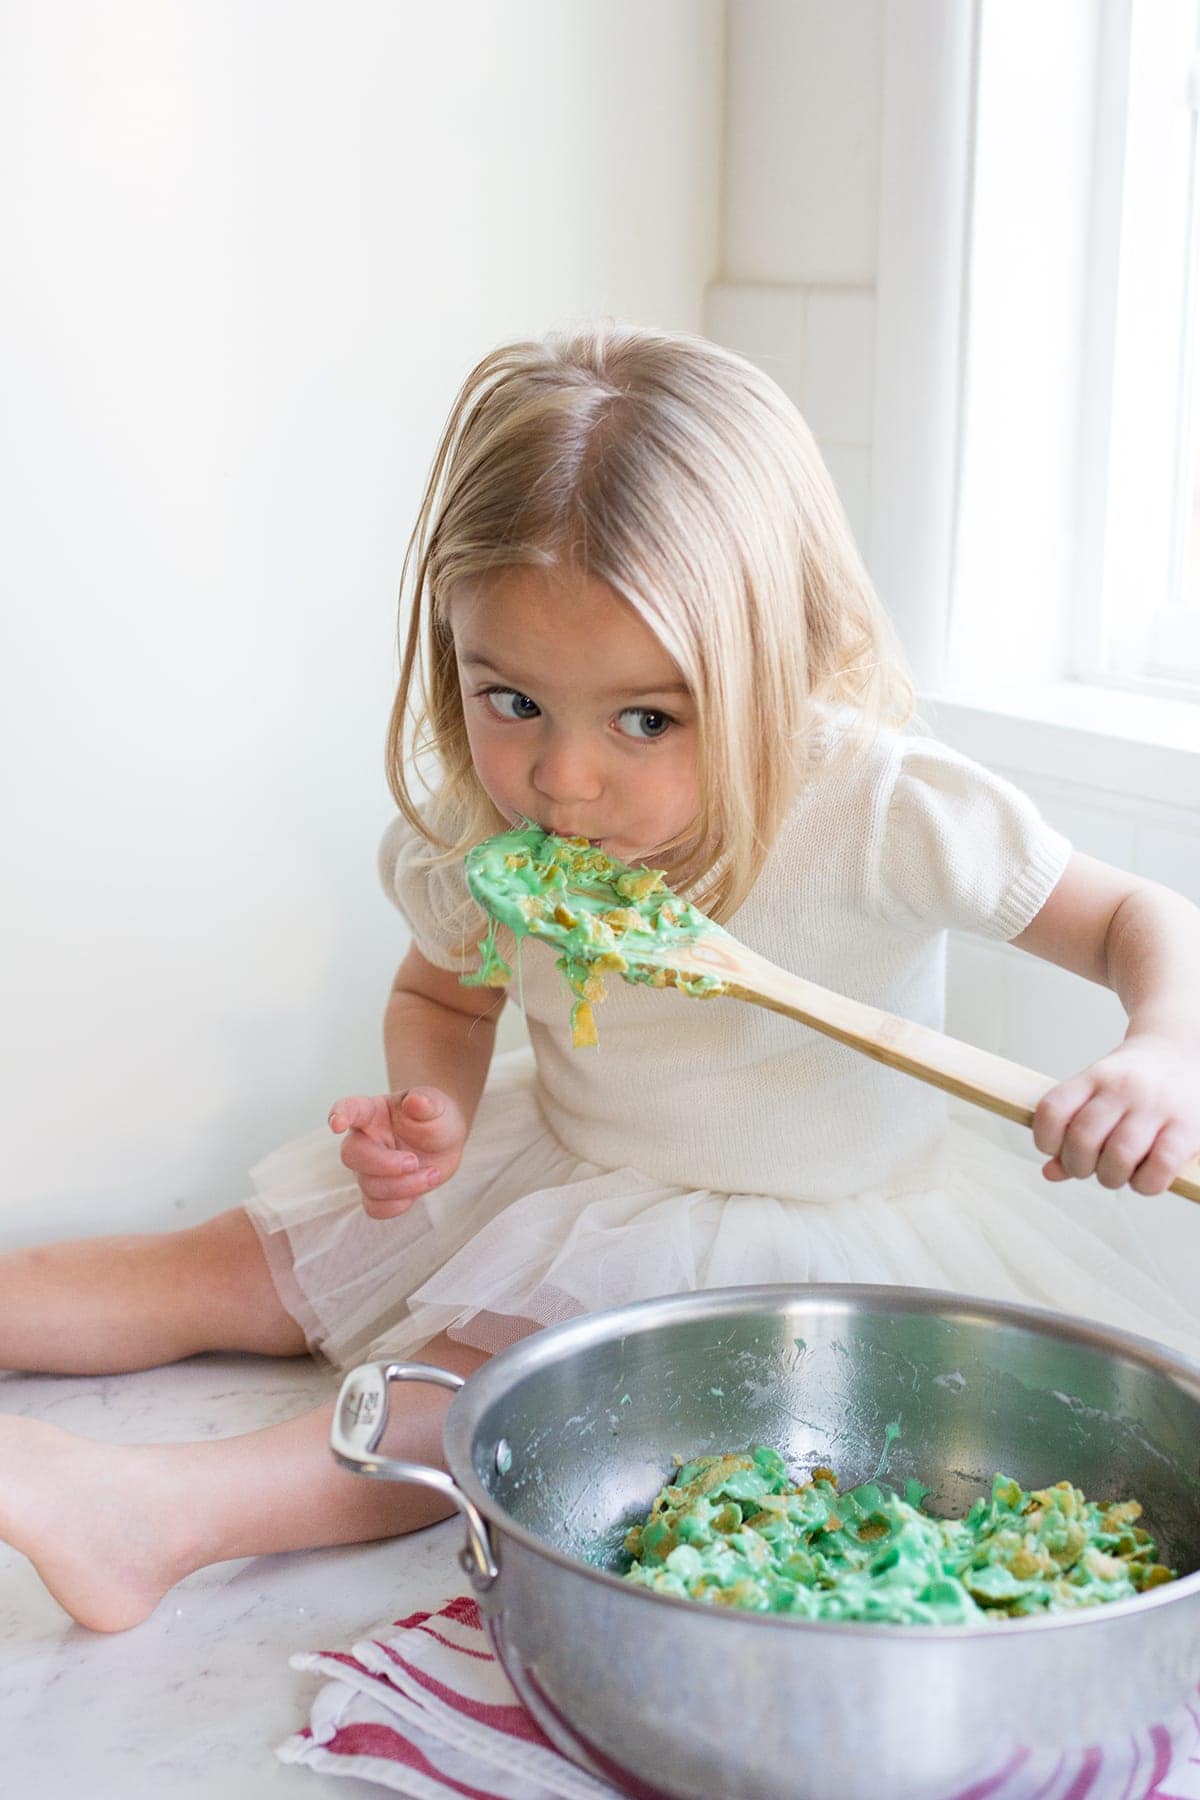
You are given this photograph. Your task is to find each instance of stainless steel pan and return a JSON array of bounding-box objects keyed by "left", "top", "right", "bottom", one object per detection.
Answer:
[{"left": 331, "top": 1285, "right": 1200, "bottom": 1800}]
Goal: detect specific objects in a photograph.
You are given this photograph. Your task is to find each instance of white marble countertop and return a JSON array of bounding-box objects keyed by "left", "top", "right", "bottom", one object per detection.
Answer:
[{"left": 1, "top": 1352, "right": 465, "bottom": 1797}]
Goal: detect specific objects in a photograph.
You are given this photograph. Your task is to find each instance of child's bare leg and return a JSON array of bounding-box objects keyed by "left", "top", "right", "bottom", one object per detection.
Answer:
[
  {"left": 0, "top": 1207, "right": 307, "bottom": 1372},
  {"left": 0, "top": 1330, "right": 485, "bottom": 1632}
]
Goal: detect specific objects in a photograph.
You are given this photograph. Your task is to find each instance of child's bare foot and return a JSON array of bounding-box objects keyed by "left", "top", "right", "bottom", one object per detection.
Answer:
[
  {"left": 1, "top": 1336, "right": 482, "bottom": 1632},
  {"left": 0, "top": 1414, "right": 197, "bottom": 1631}
]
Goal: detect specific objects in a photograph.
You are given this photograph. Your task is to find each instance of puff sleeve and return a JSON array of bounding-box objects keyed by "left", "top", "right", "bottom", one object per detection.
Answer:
[
  {"left": 377, "top": 811, "right": 489, "bottom": 974},
  {"left": 872, "top": 736, "right": 1071, "bottom": 941}
]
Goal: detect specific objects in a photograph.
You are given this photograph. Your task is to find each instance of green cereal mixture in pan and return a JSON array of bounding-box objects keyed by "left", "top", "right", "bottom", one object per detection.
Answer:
[{"left": 622, "top": 1447, "right": 1175, "bottom": 1626}]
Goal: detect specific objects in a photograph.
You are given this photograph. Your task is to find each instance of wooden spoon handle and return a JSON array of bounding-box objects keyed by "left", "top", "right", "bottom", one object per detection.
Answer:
[{"left": 680, "top": 939, "right": 1200, "bottom": 1205}]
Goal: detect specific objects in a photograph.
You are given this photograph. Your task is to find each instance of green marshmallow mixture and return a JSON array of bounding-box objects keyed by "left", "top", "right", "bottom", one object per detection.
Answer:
[
  {"left": 622, "top": 1447, "right": 1175, "bottom": 1625},
  {"left": 461, "top": 827, "right": 1177, "bottom": 1627},
  {"left": 462, "top": 823, "right": 725, "bottom": 1046}
]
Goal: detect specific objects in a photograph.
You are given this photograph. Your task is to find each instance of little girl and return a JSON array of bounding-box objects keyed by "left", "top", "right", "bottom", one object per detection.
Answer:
[{"left": 4, "top": 321, "right": 1200, "bottom": 1634}]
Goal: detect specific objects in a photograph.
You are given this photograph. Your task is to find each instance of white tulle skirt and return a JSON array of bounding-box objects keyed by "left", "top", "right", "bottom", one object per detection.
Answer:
[{"left": 244, "top": 1047, "right": 1200, "bottom": 1371}]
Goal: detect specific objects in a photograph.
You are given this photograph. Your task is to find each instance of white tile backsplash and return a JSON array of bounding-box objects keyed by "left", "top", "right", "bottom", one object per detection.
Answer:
[
  {"left": 705, "top": 282, "right": 874, "bottom": 546},
  {"left": 943, "top": 935, "right": 1010, "bottom": 1056},
  {"left": 801, "top": 287, "right": 875, "bottom": 444},
  {"left": 946, "top": 936, "right": 1128, "bottom": 1097},
  {"left": 818, "top": 442, "right": 872, "bottom": 552},
  {"left": 705, "top": 281, "right": 875, "bottom": 446},
  {"left": 704, "top": 281, "right": 807, "bottom": 407},
  {"left": 1133, "top": 818, "right": 1200, "bottom": 907},
  {"left": 1007, "top": 784, "right": 1140, "bottom": 869}
]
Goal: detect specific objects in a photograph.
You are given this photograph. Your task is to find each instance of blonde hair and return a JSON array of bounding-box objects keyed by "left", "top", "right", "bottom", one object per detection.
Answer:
[{"left": 387, "top": 319, "right": 912, "bottom": 921}]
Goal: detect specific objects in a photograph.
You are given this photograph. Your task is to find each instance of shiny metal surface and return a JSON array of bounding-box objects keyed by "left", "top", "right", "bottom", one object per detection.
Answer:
[{"left": 338, "top": 1286, "right": 1200, "bottom": 1799}]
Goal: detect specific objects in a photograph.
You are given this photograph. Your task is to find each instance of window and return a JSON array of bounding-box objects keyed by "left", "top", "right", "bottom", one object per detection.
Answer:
[
  {"left": 1087, "top": 0, "right": 1200, "bottom": 694},
  {"left": 945, "top": 0, "right": 1200, "bottom": 705}
]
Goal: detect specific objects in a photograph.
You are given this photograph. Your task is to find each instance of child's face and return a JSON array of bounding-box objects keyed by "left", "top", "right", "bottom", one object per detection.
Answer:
[{"left": 450, "top": 565, "right": 699, "bottom": 866}]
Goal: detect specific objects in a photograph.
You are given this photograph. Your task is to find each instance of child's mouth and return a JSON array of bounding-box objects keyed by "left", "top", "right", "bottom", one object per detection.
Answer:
[{"left": 521, "top": 815, "right": 604, "bottom": 847}]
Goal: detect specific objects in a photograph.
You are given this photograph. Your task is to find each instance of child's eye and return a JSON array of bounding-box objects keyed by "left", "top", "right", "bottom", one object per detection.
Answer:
[
  {"left": 483, "top": 688, "right": 541, "bottom": 721},
  {"left": 616, "top": 707, "right": 674, "bottom": 741}
]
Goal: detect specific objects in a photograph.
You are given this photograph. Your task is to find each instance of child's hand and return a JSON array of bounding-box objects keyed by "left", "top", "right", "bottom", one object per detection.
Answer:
[
  {"left": 327, "top": 1087, "right": 468, "bottom": 1218},
  {"left": 1032, "top": 1031, "right": 1200, "bottom": 1196}
]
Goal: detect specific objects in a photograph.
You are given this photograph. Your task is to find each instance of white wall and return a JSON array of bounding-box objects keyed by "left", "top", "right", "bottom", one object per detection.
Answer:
[{"left": 0, "top": 0, "right": 722, "bottom": 1244}]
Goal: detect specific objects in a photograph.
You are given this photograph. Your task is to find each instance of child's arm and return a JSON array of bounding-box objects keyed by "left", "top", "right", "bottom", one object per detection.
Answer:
[
  {"left": 328, "top": 945, "right": 505, "bottom": 1218},
  {"left": 1011, "top": 851, "right": 1200, "bottom": 1194}
]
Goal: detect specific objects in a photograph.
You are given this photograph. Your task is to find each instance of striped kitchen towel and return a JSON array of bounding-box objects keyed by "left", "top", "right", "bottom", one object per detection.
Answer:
[{"left": 277, "top": 1594, "right": 1200, "bottom": 1799}]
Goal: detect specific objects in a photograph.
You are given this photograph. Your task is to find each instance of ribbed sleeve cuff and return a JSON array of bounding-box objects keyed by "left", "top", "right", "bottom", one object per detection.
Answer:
[{"left": 990, "top": 827, "right": 1072, "bottom": 941}]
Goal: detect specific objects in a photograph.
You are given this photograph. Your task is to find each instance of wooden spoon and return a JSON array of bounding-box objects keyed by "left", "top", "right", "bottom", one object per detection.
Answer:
[{"left": 465, "top": 827, "right": 1200, "bottom": 1204}]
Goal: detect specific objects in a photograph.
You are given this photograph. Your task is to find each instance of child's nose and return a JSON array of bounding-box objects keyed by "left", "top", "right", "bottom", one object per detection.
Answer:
[{"left": 531, "top": 732, "right": 603, "bottom": 805}]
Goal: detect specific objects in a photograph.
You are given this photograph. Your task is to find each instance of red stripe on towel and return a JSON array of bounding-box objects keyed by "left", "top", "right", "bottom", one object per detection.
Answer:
[
  {"left": 405, "top": 1623, "right": 493, "bottom": 1662},
  {"left": 949, "top": 1748, "right": 1032, "bottom": 1800},
  {"left": 1061, "top": 1747, "right": 1103, "bottom": 1800},
  {"left": 395, "top": 1598, "right": 485, "bottom": 1633},
  {"left": 414, "top": 1626, "right": 493, "bottom": 1662},
  {"left": 441, "top": 1595, "right": 484, "bottom": 1630},
  {"left": 1145, "top": 1723, "right": 1175, "bottom": 1793},
  {"left": 326, "top": 1720, "right": 502, "bottom": 1798},
  {"left": 374, "top": 1642, "right": 552, "bottom": 1745},
  {"left": 322, "top": 1649, "right": 375, "bottom": 1677}
]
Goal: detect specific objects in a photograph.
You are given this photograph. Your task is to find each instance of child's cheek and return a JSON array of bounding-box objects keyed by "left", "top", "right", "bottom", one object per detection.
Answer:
[
  {"left": 613, "top": 769, "right": 695, "bottom": 861},
  {"left": 465, "top": 720, "right": 520, "bottom": 816},
  {"left": 645, "top": 748, "right": 700, "bottom": 840}
]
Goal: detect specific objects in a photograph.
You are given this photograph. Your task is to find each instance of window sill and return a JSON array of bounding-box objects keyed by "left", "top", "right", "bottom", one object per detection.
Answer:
[{"left": 919, "top": 682, "right": 1200, "bottom": 809}]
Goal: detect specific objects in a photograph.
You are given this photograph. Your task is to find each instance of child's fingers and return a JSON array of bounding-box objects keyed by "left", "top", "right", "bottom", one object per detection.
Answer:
[
  {"left": 400, "top": 1087, "right": 443, "bottom": 1121},
  {"left": 1042, "top": 1111, "right": 1175, "bottom": 1191},
  {"left": 1054, "top": 1096, "right": 1125, "bottom": 1181},
  {"left": 358, "top": 1166, "right": 445, "bottom": 1218},
  {"left": 402, "top": 1080, "right": 440, "bottom": 1108},
  {"left": 328, "top": 1095, "right": 379, "bottom": 1137},
  {"left": 1095, "top": 1113, "right": 1162, "bottom": 1191},
  {"left": 359, "top": 1166, "right": 444, "bottom": 1202},
  {"left": 392, "top": 1087, "right": 463, "bottom": 1152},
  {"left": 329, "top": 1088, "right": 460, "bottom": 1216},
  {"left": 1031, "top": 1074, "right": 1095, "bottom": 1160},
  {"left": 339, "top": 1130, "right": 420, "bottom": 1179},
  {"left": 360, "top": 1196, "right": 417, "bottom": 1219},
  {"left": 1130, "top": 1124, "right": 1194, "bottom": 1197}
]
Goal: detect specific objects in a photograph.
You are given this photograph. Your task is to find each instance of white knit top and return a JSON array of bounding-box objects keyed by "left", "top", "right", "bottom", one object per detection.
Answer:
[{"left": 378, "top": 721, "right": 1071, "bottom": 1205}]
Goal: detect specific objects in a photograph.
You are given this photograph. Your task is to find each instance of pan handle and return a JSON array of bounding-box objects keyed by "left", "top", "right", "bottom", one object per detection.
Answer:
[{"left": 330, "top": 1359, "right": 498, "bottom": 1590}]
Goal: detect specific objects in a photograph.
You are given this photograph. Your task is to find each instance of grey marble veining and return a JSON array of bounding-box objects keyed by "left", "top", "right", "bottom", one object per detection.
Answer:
[{"left": 0, "top": 1353, "right": 464, "bottom": 1797}]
